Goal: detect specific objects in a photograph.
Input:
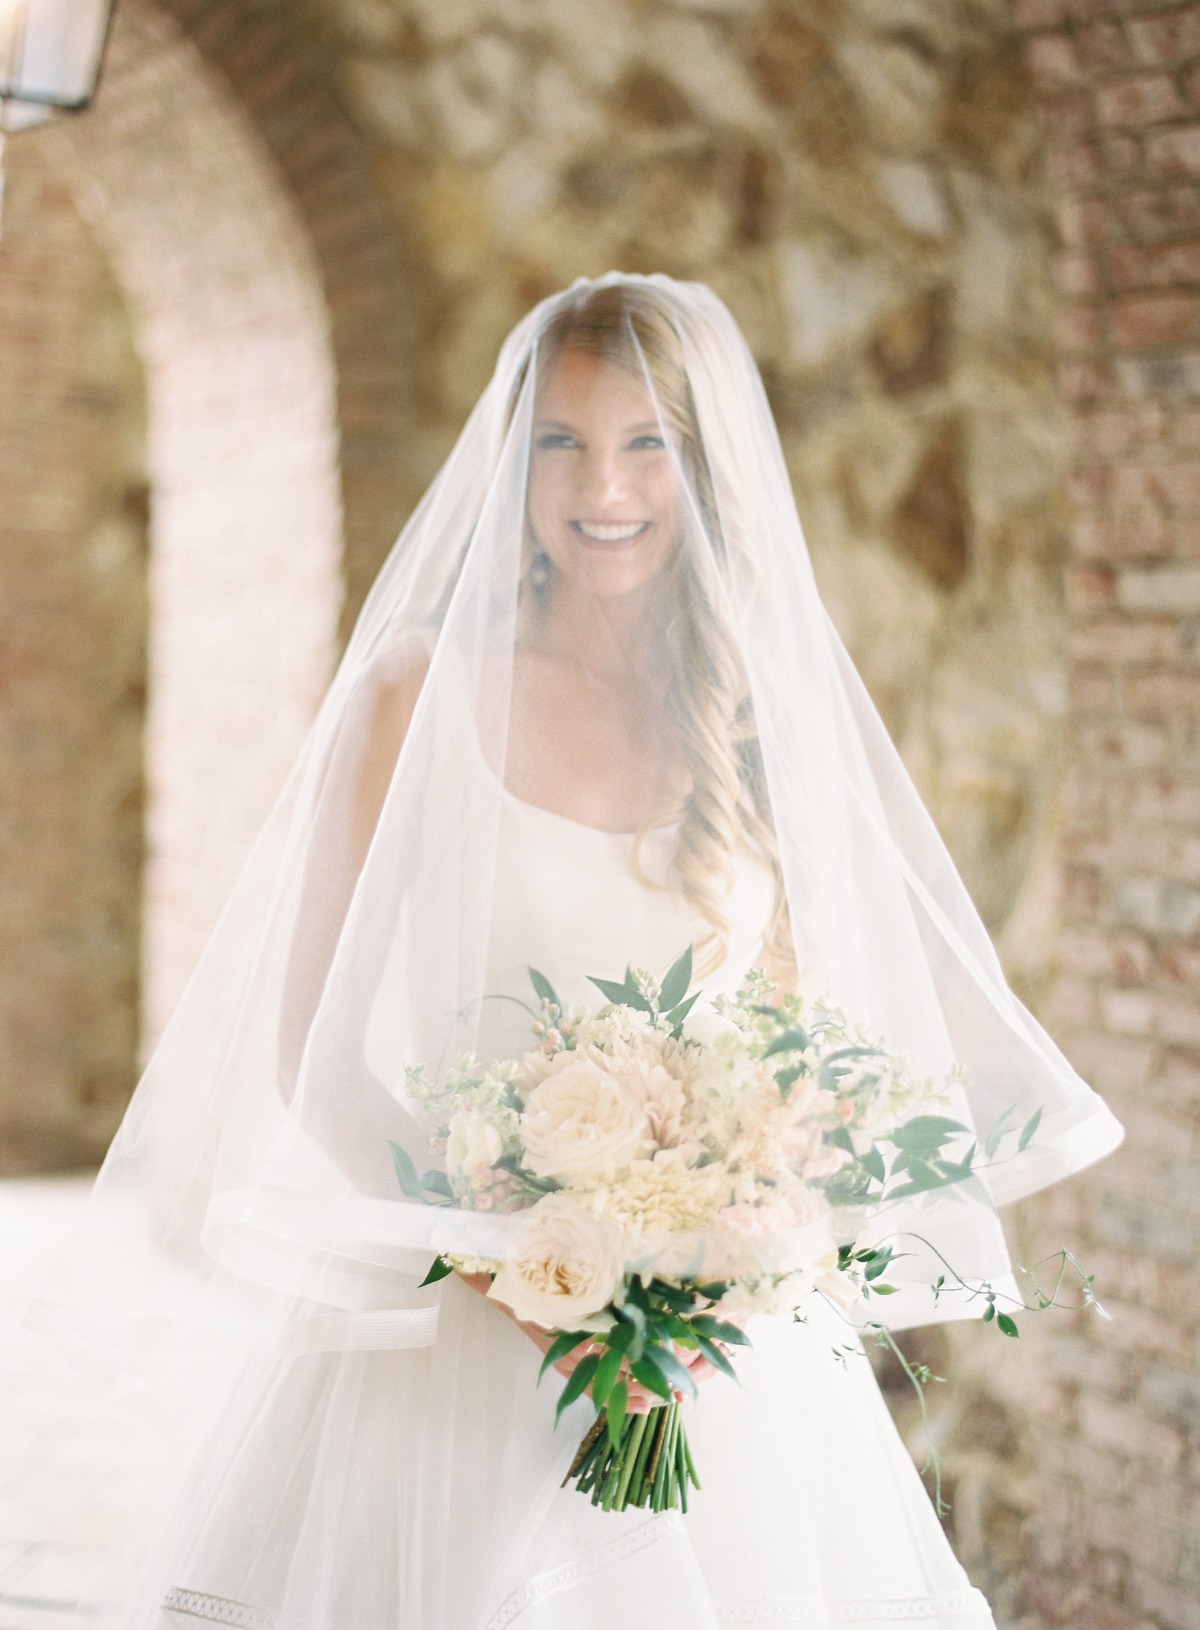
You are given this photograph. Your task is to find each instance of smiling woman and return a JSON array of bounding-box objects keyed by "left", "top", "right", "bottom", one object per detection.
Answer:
[{"left": 14, "top": 274, "right": 1120, "bottom": 1630}]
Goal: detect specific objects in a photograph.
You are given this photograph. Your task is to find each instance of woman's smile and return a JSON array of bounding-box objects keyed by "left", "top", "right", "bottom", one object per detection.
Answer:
[{"left": 570, "top": 519, "right": 651, "bottom": 547}]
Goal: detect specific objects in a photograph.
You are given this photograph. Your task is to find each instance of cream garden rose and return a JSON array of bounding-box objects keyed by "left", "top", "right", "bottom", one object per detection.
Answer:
[
  {"left": 487, "top": 1193, "right": 624, "bottom": 1329},
  {"left": 519, "top": 1049, "right": 651, "bottom": 1178}
]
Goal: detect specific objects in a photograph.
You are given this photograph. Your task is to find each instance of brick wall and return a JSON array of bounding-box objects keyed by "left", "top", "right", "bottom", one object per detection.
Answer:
[
  {"left": 1011, "top": 4, "right": 1200, "bottom": 1625},
  {"left": 0, "top": 149, "right": 148, "bottom": 1171}
]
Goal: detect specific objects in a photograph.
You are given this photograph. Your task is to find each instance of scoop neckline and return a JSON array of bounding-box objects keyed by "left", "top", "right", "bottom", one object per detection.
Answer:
[{"left": 498, "top": 781, "right": 681, "bottom": 841}]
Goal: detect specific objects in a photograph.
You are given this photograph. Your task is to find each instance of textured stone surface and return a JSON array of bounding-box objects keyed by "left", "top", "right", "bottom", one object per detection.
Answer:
[
  {"left": 312, "top": 0, "right": 1072, "bottom": 1010},
  {"left": 0, "top": 152, "right": 148, "bottom": 1171}
]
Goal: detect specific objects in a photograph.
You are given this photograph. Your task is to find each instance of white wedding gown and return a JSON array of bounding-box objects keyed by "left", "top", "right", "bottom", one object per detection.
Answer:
[{"left": 135, "top": 787, "right": 996, "bottom": 1630}]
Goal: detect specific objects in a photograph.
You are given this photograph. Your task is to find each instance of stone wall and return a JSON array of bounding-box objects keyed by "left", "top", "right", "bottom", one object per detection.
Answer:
[
  {"left": 0, "top": 149, "right": 148, "bottom": 1171},
  {"left": 999, "top": 4, "right": 1200, "bottom": 1625},
  {"left": 311, "top": 0, "right": 1073, "bottom": 1003}
]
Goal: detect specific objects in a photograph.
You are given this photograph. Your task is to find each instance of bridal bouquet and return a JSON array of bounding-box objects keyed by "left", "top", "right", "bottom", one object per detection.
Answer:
[{"left": 393, "top": 950, "right": 1039, "bottom": 1514}]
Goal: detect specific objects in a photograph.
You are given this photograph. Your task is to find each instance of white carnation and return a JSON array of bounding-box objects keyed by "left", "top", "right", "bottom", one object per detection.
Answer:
[{"left": 582, "top": 1149, "right": 730, "bottom": 1237}]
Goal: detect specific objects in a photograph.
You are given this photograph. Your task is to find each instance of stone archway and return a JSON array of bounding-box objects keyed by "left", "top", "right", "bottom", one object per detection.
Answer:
[{"left": 35, "top": 0, "right": 345, "bottom": 1050}]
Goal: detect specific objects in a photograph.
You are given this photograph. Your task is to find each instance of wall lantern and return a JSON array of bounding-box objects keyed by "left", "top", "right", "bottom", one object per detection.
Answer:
[{"left": 0, "top": 0, "right": 115, "bottom": 231}]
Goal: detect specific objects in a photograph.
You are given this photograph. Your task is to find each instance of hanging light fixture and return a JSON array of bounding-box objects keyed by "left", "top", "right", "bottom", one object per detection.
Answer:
[{"left": 0, "top": 0, "right": 115, "bottom": 233}]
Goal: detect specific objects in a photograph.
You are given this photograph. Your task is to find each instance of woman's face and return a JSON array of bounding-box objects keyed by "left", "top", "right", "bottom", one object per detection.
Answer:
[{"left": 528, "top": 346, "right": 681, "bottom": 599}]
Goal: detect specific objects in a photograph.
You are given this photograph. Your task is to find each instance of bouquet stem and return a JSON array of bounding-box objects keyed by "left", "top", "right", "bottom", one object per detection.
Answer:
[{"left": 562, "top": 1402, "right": 700, "bottom": 1513}]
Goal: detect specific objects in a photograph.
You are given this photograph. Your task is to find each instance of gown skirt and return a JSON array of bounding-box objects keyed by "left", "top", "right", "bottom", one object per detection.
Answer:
[{"left": 142, "top": 1273, "right": 996, "bottom": 1630}]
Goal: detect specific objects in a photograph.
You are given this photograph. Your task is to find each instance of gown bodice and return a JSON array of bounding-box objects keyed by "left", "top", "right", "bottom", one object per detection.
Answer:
[{"left": 474, "top": 785, "right": 776, "bottom": 1064}]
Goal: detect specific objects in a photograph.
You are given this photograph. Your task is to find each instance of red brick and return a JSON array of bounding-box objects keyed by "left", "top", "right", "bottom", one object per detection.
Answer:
[
  {"left": 1078, "top": 19, "right": 1131, "bottom": 74},
  {"left": 1059, "top": 193, "right": 1114, "bottom": 246},
  {"left": 1100, "top": 1301, "right": 1196, "bottom": 1365},
  {"left": 1127, "top": 11, "right": 1200, "bottom": 70},
  {"left": 1069, "top": 615, "right": 1179, "bottom": 663},
  {"left": 1051, "top": 141, "right": 1107, "bottom": 189},
  {"left": 1060, "top": 356, "right": 1113, "bottom": 399},
  {"left": 1026, "top": 31, "right": 1087, "bottom": 89},
  {"left": 1147, "top": 124, "right": 1200, "bottom": 178},
  {"left": 1109, "top": 237, "right": 1200, "bottom": 289},
  {"left": 1071, "top": 666, "right": 1121, "bottom": 713},
  {"left": 1113, "top": 459, "right": 1200, "bottom": 504},
  {"left": 1109, "top": 292, "right": 1198, "bottom": 347},
  {"left": 1121, "top": 182, "right": 1200, "bottom": 241},
  {"left": 1073, "top": 502, "right": 1171, "bottom": 558},
  {"left": 1096, "top": 73, "right": 1188, "bottom": 129},
  {"left": 1126, "top": 774, "right": 1200, "bottom": 824},
  {"left": 1056, "top": 300, "right": 1106, "bottom": 351},
  {"left": 1084, "top": 1498, "right": 1182, "bottom": 1574},
  {"left": 1078, "top": 403, "right": 1171, "bottom": 456},
  {"left": 1075, "top": 718, "right": 1172, "bottom": 767},
  {"left": 1054, "top": 249, "right": 1104, "bottom": 297},
  {"left": 1158, "top": 937, "right": 1200, "bottom": 981},
  {"left": 1014, "top": 0, "right": 1069, "bottom": 24},
  {"left": 1042, "top": 88, "right": 1099, "bottom": 143},
  {"left": 1079, "top": 1396, "right": 1186, "bottom": 1470},
  {"left": 1156, "top": 1047, "right": 1200, "bottom": 1110},
  {"left": 1121, "top": 668, "right": 1200, "bottom": 713},
  {"left": 1069, "top": 463, "right": 1112, "bottom": 505},
  {"left": 1184, "top": 59, "right": 1200, "bottom": 113}
]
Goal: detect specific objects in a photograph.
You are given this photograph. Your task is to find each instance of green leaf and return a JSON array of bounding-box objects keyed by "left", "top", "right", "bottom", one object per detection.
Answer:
[
  {"left": 827, "top": 1124, "right": 856, "bottom": 1155},
  {"left": 605, "top": 1321, "right": 636, "bottom": 1355},
  {"left": 664, "top": 992, "right": 701, "bottom": 1034},
  {"left": 588, "top": 974, "right": 653, "bottom": 1014},
  {"left": 982, "top": 1302, "right": 995, "bottom": 1323},
  {"left": 817, "top": 1046, "right": 883, "bottom": 1090},
  {"left": 606, "top": 1381, "right": 628, "bottom": 1448},
  {"left": 591, "top": 1344, "right": 625, "bottom": 1407},
  {"left": 984, "top": 1106, "right": 1015, "bottom": 1159},
  {"left": 869, "top": 1282, "right": 899, "bottom": 1296},
  {"left": 389, "top": 1141, "right": 428, "bottom": 1204},
  {"left": 1017, "top": 1107, "right": 1043, "bottom": 1154},
  {"left": 647, "top": 1343, "right": 699, "bottom": 1399},
  {"left": 996, "top": 1312, "right": 1019, "bottom": 1338},
  {"left": 890, "top": 1115, "right": 971, "bottom": 1150},
  {"left": 860, "top": 1145, "right": 886, "bottom": 1184},
  {"left": 419, "top": 1254, "right": 454, "bottom": 1287},
  {"left": 863, "top": 1249, "right": 894, "bottom": 1281},
  {"left": 763, "top": 1027, "right": 810, "bottom": 1058},
  {"left": 528, "top": 966, "right": 561, "bottom": 1009},
  {"left": 688, "top": 1315, "right": 751, "bottom": 1346},
  {"left": 658, "top": 946, "right": 694, "bottom": 1014},
  {"left": 555, "top": 1353, "right": 599, "bottom": 1420},
  {"left": 538, "top": 1330, "right": 590, "bottom": 1383},
  {"left": 691, "top": 1332, "right": 738, "bottom": 1381},
  {"left": 419, "top": 1169, "right": 453, "bottom": 1200},
  {"left": 774, "top": 1064, "right": 803, "bottom": 1099},
  {"left": 630, "top": 1355, "right": 673, "bottom": 1401}
]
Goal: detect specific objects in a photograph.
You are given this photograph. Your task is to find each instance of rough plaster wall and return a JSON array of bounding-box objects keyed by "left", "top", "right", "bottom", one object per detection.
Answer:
[
  {"left": 0, "top": 150, "right": 149, "bottom": 1171},
  {"left": 36, "top": 0, "right": 345, "bottom": 1053}
]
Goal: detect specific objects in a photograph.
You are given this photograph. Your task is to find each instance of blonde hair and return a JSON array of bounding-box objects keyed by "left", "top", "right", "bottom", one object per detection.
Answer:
[{"left": 525, "top": 283, "right": 794, "bottom": 976}]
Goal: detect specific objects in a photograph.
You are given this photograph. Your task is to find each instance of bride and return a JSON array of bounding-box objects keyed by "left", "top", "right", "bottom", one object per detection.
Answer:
[{"left": 18, "top": 275, "right": 1121, "bottom": 1630}]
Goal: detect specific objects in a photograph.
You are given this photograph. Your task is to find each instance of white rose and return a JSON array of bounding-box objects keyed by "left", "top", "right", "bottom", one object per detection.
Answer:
[
  {"left": 488, "top": 1194, "right": 624, "bottom": 1330},
  {"left": 445, "top": 1110, "right": 504, "bottom": 1185},
  {"left": 519, "top": 1050, "right": 651, "bottom": 1178},
  {"left": 682, "top": 1004, "right": 742, "bottom": 1050}
]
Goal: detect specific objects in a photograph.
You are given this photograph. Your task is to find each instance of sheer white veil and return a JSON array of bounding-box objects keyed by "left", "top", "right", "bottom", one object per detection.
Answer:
[{"left": 15, "top": 270, "right": 1120, "bottom": 1442}]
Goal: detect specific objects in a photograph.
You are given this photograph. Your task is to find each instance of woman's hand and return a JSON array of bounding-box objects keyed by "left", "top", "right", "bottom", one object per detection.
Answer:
[{"left": 456, "top": 1271, "right": 724, "bottom": 1412}]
